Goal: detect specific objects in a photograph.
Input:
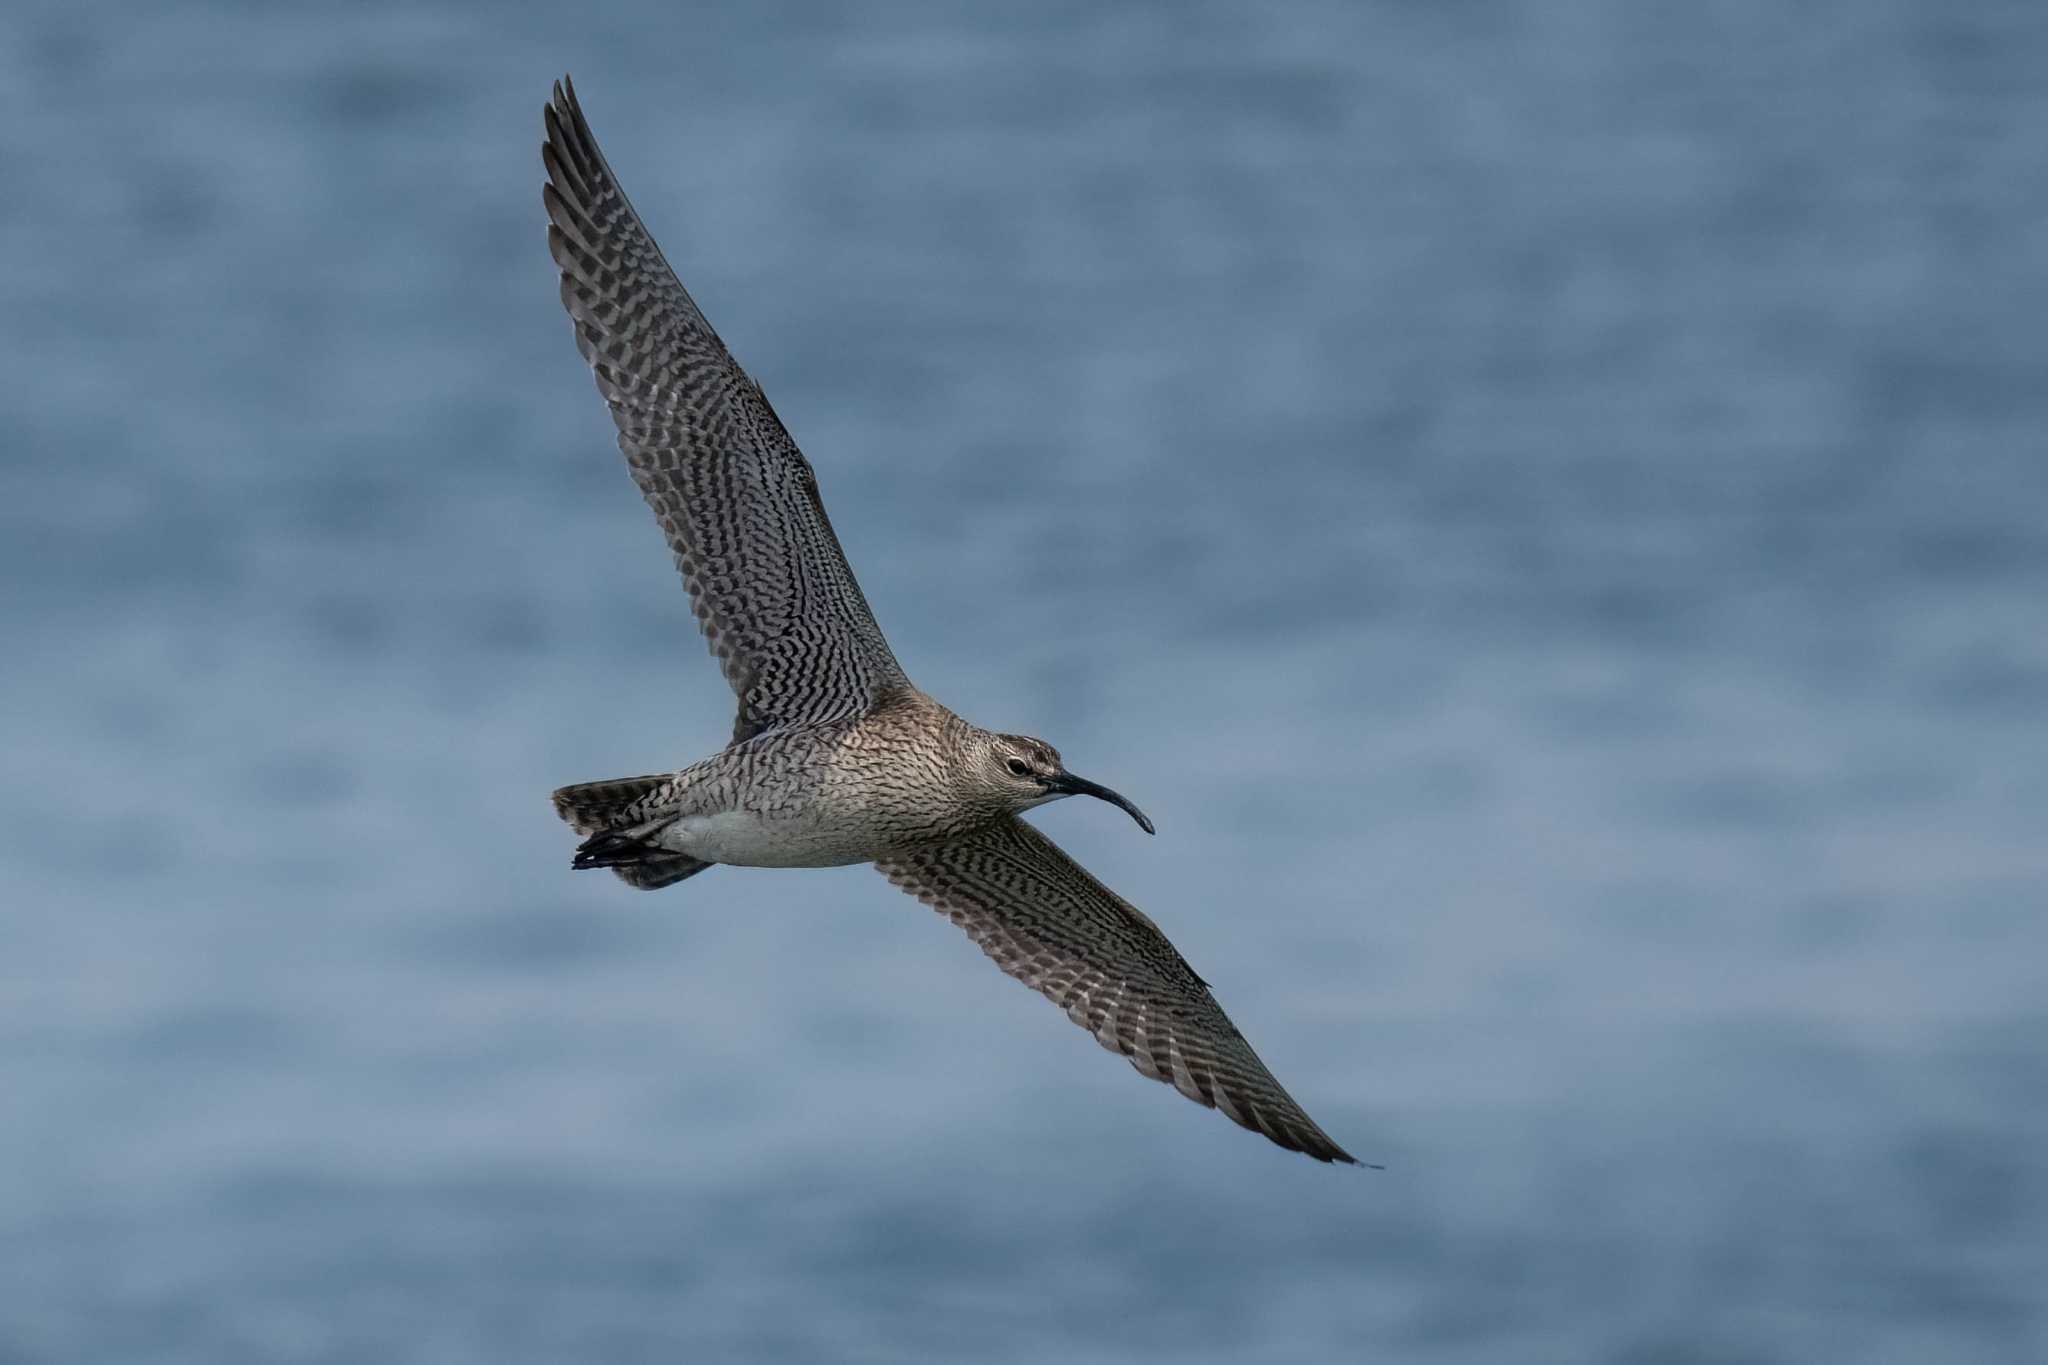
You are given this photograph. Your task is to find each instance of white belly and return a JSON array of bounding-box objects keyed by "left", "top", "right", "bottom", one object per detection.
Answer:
[{"left": 658, "top": 808, "right": 874, "bottom": 868}]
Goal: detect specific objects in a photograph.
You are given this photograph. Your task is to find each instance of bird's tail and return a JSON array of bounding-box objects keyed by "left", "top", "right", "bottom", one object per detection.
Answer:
[
  {"left": 551, "top": 774, "right": 710, "bottom": 892},
  {"left": 552, "top": 774, "right": 671, "bottom": 834}
]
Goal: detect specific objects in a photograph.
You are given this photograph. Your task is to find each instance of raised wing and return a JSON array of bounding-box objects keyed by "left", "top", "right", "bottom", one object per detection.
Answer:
[
  {"left": 877, "top": 817, "right": 1362, "bottom": 1164},
  {"left": 542, "top": 77, "right": 908, "bottom": 739}
]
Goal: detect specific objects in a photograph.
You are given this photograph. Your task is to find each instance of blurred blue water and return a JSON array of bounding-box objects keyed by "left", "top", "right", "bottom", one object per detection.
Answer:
[{"left": 4, "top": 0, "right": 2047, "bottom": 1360}]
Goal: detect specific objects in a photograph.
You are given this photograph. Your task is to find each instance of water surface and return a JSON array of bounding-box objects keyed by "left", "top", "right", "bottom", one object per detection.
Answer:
[{"left": 4, "top": 1, "right": 2046, "bottom": 1360}]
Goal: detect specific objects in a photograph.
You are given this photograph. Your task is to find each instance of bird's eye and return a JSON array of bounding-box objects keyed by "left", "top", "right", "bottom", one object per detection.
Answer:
[{"left": 1005, "top": 757, "right": 1031, "bottom": 777}]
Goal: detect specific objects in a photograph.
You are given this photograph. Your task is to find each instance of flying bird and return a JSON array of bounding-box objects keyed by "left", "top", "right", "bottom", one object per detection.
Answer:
[{"left": 542, "top": 77, "right": 1360, "bottom": 1164}]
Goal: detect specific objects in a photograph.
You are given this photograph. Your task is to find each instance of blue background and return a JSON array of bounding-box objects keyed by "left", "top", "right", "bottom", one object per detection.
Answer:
[{"left": 5, "top": 1, "right": 2046, "bottom": 1360}]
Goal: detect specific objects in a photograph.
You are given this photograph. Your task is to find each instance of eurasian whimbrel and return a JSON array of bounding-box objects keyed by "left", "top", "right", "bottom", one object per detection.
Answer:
[{"left": 542, "top": 77, "right": 1360, "bottom": 1165}]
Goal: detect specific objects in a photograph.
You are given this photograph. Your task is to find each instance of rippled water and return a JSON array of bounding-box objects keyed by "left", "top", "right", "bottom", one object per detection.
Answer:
[{"left": 5, "top": 1, "right": 2046, "bottom": 1360}]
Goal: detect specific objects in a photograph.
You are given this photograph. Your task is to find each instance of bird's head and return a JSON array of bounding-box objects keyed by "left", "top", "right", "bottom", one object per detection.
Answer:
[{"left": 971, "top": 732, "right": 1155, "bottom": 834}]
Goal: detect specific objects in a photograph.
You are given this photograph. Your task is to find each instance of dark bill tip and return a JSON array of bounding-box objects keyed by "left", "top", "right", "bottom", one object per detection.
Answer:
[{"left": 1049, "top": 771, "right": 1155, "bottom": 834}]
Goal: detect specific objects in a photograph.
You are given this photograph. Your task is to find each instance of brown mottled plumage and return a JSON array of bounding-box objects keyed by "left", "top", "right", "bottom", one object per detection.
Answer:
[{"left": 542, "top": 77, "right": 1360, "bottom": 1165}]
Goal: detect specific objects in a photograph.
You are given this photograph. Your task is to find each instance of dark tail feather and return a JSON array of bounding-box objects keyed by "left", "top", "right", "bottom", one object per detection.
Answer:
[
  {"left": 610, "top": 856, "right": 711, "bottom": 891},
  {"left": 552, "top": 774, "right": 670, "bottom": 836},
  {"left": 572, "top": 829, "right": 656, "bottom": 869},
  {"left": 569, "top": 827, "right": 712, "bottom": 891},
  {"left": 554, "top": 773, "right": 711, "bottom": 892}
]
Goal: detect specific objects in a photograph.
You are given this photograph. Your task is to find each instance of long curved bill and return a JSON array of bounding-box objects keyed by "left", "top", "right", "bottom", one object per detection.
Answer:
[{"left": 1047, "top": 771, "right": 1156, "bottom": 834}]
